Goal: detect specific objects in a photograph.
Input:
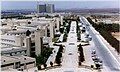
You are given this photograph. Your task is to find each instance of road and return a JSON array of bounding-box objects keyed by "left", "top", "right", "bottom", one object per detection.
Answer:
[
  {"left": 80, "top": 16, "right": 120, "bottom": 71},
  {"left": 41, "top": 16, "right": 120, "bottom": 72}
]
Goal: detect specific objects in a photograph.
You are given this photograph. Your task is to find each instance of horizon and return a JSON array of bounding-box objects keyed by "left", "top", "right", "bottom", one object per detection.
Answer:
[{"left": 1, "top": 1, "right": 119, "bottom": 11}]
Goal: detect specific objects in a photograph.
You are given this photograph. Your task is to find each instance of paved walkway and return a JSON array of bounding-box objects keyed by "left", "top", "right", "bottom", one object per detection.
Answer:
[
  {"left": 61, "top": 21, "right": 79, "bottom": 69},
  {"left": 45, "top": 46, "right": 59, "bottom": 67},
  {"left": 40, "top": 20, "right": 98, "bottom": 72}
]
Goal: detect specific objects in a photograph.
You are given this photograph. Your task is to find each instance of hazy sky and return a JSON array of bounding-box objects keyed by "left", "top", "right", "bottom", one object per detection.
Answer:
[{"left": 1, "top": 0, "right": 119, "bottom": 10}]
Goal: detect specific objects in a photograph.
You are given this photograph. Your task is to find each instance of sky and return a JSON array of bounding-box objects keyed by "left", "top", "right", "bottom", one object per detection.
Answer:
[{"left": 1, "top": 0, "right": 119, "bottom": 10}]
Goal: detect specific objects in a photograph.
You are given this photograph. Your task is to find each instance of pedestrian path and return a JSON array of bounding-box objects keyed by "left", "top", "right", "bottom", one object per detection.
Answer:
[
  {"left": 46, "top": 46, "right": 59, "bottom": 67},
  {"left": 61, "top": 21, "right": 79, "bottom": 69}
]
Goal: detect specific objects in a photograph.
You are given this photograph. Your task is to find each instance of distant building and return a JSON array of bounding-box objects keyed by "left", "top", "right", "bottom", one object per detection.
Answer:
[
  {"left": 37, "top": 4, "right": 55, "bottom": 13},
  {"left": 37, "top": 4, "right": 46, "bottom": 13},
  {"left": 46, "top": 4, "right": 55, "bottom": 13}
]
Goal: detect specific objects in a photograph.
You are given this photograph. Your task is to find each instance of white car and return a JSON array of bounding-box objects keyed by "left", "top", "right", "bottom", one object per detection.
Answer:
[
  {"left": 78, "top": 23, "right": 82, "bottom": 27},
  {"left": 88, "top": 36, "right": 92, "bottom": 41},
  {"left": 92, "top": 49, "right": 96, "bottom": 54}
]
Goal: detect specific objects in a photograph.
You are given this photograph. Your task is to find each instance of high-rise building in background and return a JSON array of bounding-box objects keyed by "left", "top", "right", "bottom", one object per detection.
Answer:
[
  {"left": 46, "top": 4, "right": 55, "bottom": 13},
  {"left": 37, "top": 4, "right": 46, "bottom": 13},
  {"left": 37, "top": 3, "right": 55, "bottom": 13}
]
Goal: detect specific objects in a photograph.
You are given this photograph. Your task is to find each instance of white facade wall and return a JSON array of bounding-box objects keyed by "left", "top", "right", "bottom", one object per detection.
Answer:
[
  {"left": 35, "top": 29, "right": 44, "bottom": 56},
  {"left": 25, "top": 37, "right": 31, "bottom": 56},
  {"left": 56, "top": 18, "right": 60, "bottom": 31},
  {"left": 60, "top": 16, "right": 63, "bottom": 25},
  {"left": 1, "top": 35, "right": 23, "bottom": 47},
  {"left": 49, "top": 21, "right": 54, "bottom": 42}
]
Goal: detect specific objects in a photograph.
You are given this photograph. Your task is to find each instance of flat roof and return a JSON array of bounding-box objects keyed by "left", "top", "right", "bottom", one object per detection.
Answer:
[
  {"left": 1, "top": 56, "right": 20, "bottom": 65},
  {"left": 1, "top": 46, "right": 27, "bottom": 54},
  {"left": 1, "top": 34, "right": 19, "bottom": 40},
  {"left": 10, "top": 55, "right": 35, "bottom": 64},
  {"left": 1, "top": 55, "right": 35, "bottom": 65}
]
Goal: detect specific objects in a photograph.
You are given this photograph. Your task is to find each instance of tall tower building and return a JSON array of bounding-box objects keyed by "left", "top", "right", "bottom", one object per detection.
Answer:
[
  {"left": 37, "top": 4, "right": 46, "bottom": 13},
  {"left": 37, "top": 1, "right": 55, "bottom": 13},
  {"left": 46, "top": 4, "right": 55, "bottom": 13}
]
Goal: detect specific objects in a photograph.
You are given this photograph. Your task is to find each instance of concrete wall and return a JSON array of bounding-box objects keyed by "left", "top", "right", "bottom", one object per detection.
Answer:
[
  {"left": 15, "top": 36, "right": 24, "bottom": 46},
  {"left": 49, "top": 21, "right": 54, "bottom": 42},
  {"left": 25, "top": 37, "right": 31, "bottom": 56},
  {"left": 35, "top": 29, "right": 44, "bottom": 56},
  {"left": 60, "top": 16, "right": 63, "bottom": 25}
]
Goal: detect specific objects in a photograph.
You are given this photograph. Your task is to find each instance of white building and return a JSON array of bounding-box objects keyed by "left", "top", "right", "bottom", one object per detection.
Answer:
[
  {"left": 1, "top": 35, "right": 24, "bottom": 47},
  {"left": 1, "top": 55, "right": 36, "bottom": 71},
  {"left": 1, "top": 16, "right": 62, "bottom": 56},
  {"left": 1, "top": 46, "right": 27, "bottom": 56}
]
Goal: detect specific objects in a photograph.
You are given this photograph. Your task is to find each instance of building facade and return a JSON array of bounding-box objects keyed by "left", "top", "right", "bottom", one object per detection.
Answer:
[
  {"left": 37, "top": 4, "right": 55, "bottom": 13},
  {"left": 46, "top": 4, "right": 55, "bottom": 13},
  {"left": 1, "top": 56, "right": 36, "bottom": 71},
  {"left": 37, "top": 4, "right": 46, "bottom": 13}
]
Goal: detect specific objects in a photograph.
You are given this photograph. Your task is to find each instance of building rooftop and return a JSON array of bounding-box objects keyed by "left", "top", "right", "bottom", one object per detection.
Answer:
[
  {"left": 7, "top": 28, "right": 36, "bottom": 34},
  {"left": 11, "top": 55, "right": 35, "bottom": 64},
  {"left": 1, "top": 55, "right": 35, "bottom": 65},
  {"left": 1, "top": 56, "right": 20, "bottom": 65},
  {"left": 1, "top": 46, "right": 27, "bottom": 55},
  {"left": 1, "top": 34, "right": 18, "bottom": 40}
]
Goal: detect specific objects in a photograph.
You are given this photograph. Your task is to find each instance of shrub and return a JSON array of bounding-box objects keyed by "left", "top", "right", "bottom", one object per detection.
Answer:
[
  {"left": 78, "top": 44, "right": 85, "bottom": 62},
  {"left": 55, "top": 45, "right": 63, "bottom": 66},
  {"left": 36, "top": 48, "right": 53, "bottom": 66}
]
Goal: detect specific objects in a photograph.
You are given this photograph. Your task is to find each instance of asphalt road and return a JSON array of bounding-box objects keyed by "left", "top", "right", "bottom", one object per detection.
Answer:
[{"left": 80, "top": 16, "right": 120, "bottom": 71}]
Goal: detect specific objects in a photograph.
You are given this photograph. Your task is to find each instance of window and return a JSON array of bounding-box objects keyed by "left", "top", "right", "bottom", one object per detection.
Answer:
[
  {"left": 23, "top": 43, "right": 24, "bottom": 46},
  {"left": 24, "top": 50, "right": 27, "bottom": 54},
  {"left": 69, "top": 43, "right": 75, "bottom": 45},
  {"left": 1, "top": 63, "right": 14, "bottom": 67},
  {"left": 10, "top": 53, "right": 12, "bottom": 56},
  {"left": 15, "top": 62, "right": 20, "bottom": 69},
  {"left": 31, "top": 43, "right": 35, "bottom": 46},
  {"left": 31, "top": 48, "right": 35, "bottom": 51},
  {"left": 26, "top": 61, "right": 35, "bottom": 65},
  {"left": 24, "top": 58, "right": 26, "bottom": 60},
  {"left": 15, "top": 52, "right": 17, "bottom": 54}
]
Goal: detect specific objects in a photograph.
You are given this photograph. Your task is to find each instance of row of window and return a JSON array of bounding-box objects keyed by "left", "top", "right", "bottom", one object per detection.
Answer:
[
  {"left": 6, "top": 31, "right": 34, "bottom": 36},
  {"left": 1, "top": 43, "right": 14, "bottom": 46},
  {"left": 9, "top": 51, "right": 26, "bottom": 56},
  {"left": 7, "top": 33, "right": 26, "bottom": 35},
  {"left": 1, "top": 61, "right": 35, "bottom": 68},
  {"left": 1, "top": 39, "right": 15, "bottom": 43},
  {"left": 2, "top": 51, "right": 27, "bottom": 56}
]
